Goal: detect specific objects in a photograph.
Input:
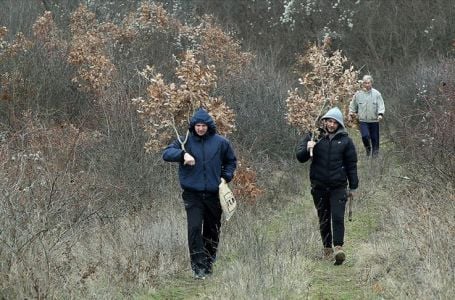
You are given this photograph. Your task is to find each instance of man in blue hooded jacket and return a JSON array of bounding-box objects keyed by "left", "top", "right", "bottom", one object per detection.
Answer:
[
  {"left": 163, "top": 108, "right": 237, "bottom": 279},
  {"left": 296, "top": 107, "right": 358, "bottom": 265}
]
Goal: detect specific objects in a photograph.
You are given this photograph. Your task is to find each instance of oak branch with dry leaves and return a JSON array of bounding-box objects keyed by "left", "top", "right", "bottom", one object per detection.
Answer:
[
  {"left": 26, "top": 3, "right": 261, "bottom": 201},
  {"left": 132, "top": 51, "right": 235, "bottom": 152},
  {"left": 132, "top": 51, "right": 261, "bottom": 200},
  {"left": 286, "top": 39, "right": 359, "bottom": 154}
]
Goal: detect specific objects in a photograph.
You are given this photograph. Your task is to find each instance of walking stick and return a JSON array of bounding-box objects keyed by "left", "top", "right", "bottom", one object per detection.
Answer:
[{"left": 347, "top": 192, "right": 353, "bottom": 221}]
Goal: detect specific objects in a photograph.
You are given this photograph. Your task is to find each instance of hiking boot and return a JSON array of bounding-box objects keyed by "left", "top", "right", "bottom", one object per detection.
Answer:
[
  {"left": 205, "top": 255, "right": 216, "bottom": 275},
  {"left": 204, "top": 264, "right": 213, "bottom": 275},
  {"left": 192, "top": 268, "right": 206, "bottom": 280},
  {"left": 334, "top": 246, "right": 345, "bottom": 265},
  {"left": 323, "top": 247, "right": 334, "bottom": 260}
]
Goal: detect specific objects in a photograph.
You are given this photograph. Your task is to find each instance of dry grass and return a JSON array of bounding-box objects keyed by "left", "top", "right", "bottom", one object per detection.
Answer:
[
  {"left": 357, "top": 182, "right": 454, "bottom": 299},
  {"left": 0, "top": 1, "right": 453, "bottom": 299},
  {"left": 1, "top": 124, "right": 453, "bottom": 299}
]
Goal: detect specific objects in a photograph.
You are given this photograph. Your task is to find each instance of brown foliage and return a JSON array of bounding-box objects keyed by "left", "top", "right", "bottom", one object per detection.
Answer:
[
  {"left": 0, "top": 27, "right": 33, "bottom": 61},
  {"left": 60, "top": 2, "right": 253, "bottom": 99},
  {"left": 5, "top": 2, "right": 260, "bottom": 204},
  {"left": 133, "top": 3, "right": 254, "bottom": 78},
  {"left": 233, "top": 159, "right": 263, "bottom": 203},
  {"left": 132, "top": 50, "right": 262, "bottom": 200},
  {"left": 136, "top": 1, "right": 178, "bottom": 31},
  {"left": 286, "top": 40, "right": 359, "bottom": 134},
  {"left": 133, "top": 51, "right": 236, "bottom": 152},
  {"left": 127, "top": 3, "right": 258, "bottom": 199},
  {"left": 194, "top": 16, "right": 255, "bottom": 78},
  {"left": 32, "top": 11, "right": 66, "bottom": 52},
  {"left": 67, "top": 5, "right": 117, "bottom": 96}
]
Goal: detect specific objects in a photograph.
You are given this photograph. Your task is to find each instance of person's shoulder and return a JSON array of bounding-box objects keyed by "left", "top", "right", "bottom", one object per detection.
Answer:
[
  {"left": 340, "top": 132, "right": 355, "bottom": 150},
  {"left": 338, "top": 131, "right": 353, "bottom": 141},
  {"left": 213, "top": 134, "right": 231, "bottom": 143},
  {"left": 372, "top": 88, "right": 382, "bottom": 96},
  {"left": 337, "top": 130, "right": 348, "bottom": 137}
]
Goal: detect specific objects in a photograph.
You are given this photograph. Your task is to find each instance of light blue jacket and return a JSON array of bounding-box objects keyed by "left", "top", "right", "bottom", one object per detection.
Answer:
[{"left": 349, "top": 88, "right": 385, "bottom": 122}]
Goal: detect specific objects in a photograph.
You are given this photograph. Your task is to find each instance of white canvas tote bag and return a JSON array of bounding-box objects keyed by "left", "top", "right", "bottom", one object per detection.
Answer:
[{"left": 219, "top": 178, "right": 236, "bottom": 221}]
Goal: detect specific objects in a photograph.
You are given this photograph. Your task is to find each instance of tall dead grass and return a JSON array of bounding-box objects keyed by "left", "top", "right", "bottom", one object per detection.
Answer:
[
  {"left": 0, "top": 1, "right": 453, "bottom": 299},
  {"left": 355, "top": 168, "right": 454, "bottom": 299},
  {"left": 354, "top": 58, "right": 454, "bottom": 299}
]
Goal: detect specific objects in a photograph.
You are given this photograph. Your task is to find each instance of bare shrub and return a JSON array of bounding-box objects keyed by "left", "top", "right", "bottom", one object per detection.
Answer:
[
  {"left": 0, "top": 26, "right": 34, "bottom": 127},
  {"left": 218, "top": 49, "right": 297, "bottom": 156},
  {"left": 391, "top": 59, "right": 455, "bottom": 185},
  {"left": 0, "top": 112, "right": 109, "bottom": 298},
  {"left": 194, "top": 16, "right": 255, "bottom": 79},
  {"left": 0, "top": 108, "right": 183, "bottom": 298}
]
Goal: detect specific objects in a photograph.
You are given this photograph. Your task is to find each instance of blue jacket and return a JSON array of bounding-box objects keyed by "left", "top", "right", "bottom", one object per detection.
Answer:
[{"left": 162, "top": 108, "right": 237, "bottom": 193}]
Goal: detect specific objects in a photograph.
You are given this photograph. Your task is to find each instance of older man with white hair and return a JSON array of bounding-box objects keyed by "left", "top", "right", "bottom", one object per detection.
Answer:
[{"left": 349, "top": 75, "right": 385, "bottom": 156}]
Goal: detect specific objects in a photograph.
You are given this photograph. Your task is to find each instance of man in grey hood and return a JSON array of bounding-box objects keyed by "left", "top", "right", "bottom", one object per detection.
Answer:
[{"left": 296, "top": 107, "right": 359, "bottom": 265}]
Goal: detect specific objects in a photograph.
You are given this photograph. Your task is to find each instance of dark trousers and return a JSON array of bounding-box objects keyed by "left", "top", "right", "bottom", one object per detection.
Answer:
[
  {"left": 359, "top": 122, "right": 380, "bottom": 156},
  {"left": 311, "top": 187, "right": 347, "bottom": 248},
  {"left": 182, "top": 190, "right": 222, "bottom": 272}
]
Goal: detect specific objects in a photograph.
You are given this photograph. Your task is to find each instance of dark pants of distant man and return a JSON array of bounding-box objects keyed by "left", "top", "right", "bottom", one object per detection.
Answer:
[
  {"left": 182, "top": 190, "right": 222, "bottom": 273},
  {"left": 359, "top": 122, "right": 380, "bottom": 156}
]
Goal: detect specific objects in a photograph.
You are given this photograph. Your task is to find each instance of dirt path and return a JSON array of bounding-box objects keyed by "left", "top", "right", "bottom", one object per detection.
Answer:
[
  {"left": 303, "top": 204, "right": 380, "bottom": 299},
  {"left": 139, "top": 147, "right": 391, "bottom": 299},
  {"left": 141, "top": 192, "right": 382, "bottom": 299}
]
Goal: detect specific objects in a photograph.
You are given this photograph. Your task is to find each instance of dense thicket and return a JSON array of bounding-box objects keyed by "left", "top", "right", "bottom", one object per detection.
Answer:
[
  {"left": 2, "top": 0, "right": 454, "bottom": 135},
  {"left": 1, "top": 0, "right": 453, "bottom": 236},
  {"left": 0, "top": 1, "right": 453, "bottom": 298}
]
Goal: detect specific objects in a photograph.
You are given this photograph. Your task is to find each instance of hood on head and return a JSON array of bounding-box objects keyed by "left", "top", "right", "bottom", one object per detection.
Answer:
[
  {"left": 189, "top": 107, "right": 217, "bottom": 135},
  {"left": 321, "top": 107, "right": 345, "bottom": 128}
]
